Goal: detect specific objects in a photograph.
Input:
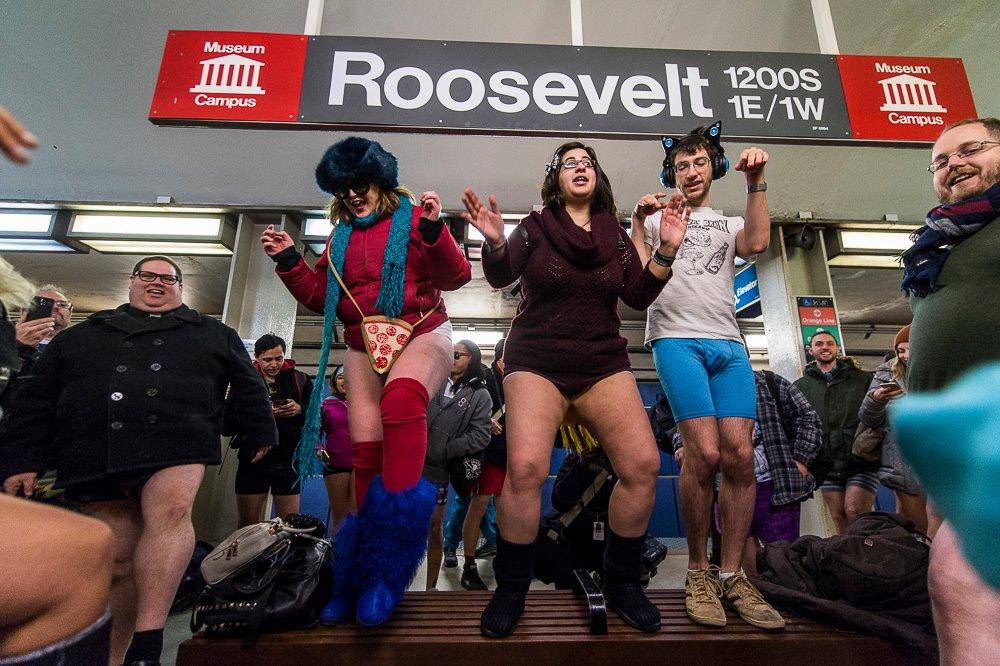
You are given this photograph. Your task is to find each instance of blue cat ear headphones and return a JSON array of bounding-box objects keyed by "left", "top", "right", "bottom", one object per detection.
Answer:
[{"left": 659, "top": 120, "right": 730, "bottom": 189}]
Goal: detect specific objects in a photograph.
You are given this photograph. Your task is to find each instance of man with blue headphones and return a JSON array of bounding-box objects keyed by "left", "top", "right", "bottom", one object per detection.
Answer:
[{"left": 629, "top": 122, "right": 782, "bottom": 630}]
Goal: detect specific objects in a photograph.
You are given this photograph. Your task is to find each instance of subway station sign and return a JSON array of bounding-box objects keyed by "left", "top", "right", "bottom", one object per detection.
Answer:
[{"left": 149, "top": 31, "right": 977, "bottom": 144}]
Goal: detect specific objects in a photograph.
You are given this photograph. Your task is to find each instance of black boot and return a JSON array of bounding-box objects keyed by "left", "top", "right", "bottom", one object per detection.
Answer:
[
  {"left": 462, "top": 558, "right": 489, "bottom": 590},
  {"left": 603, "top": 530, "right": 661, "bottom": 633},
  {"left": 480, "top": 535, "right": 534, "bottom": 638}
]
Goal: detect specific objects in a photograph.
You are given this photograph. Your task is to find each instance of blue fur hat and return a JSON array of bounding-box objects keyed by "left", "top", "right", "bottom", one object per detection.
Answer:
[{"left": 315, "top": 137, "right": 399, "bottom": 194}]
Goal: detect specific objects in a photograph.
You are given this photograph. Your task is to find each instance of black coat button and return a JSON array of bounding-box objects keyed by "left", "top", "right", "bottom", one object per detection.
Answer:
[
  {"left": 150, "top": 363, "right": 162, "bottom": 371},
  {"left": 116, "top": 365, "right": 127, "bottom": 373},
  {"left": 110, "top": 421, "right": 123, "bottom": 430},
  {"left": 146, "top": 388, "right": 158, "bottom": 397},
  {"left": 152, "top": 338, "right": 164, "bottom": 346},
  {"left": 147, "top": 414, "right": 159, "bottom": 424}
]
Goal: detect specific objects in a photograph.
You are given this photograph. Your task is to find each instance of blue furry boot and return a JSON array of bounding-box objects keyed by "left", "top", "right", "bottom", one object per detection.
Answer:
[
  {"left": 320, "top": 512, "right": 361, "bottom": 625},
  {"left": 355, "top": 476, "right": 438, "bottom": 626}
]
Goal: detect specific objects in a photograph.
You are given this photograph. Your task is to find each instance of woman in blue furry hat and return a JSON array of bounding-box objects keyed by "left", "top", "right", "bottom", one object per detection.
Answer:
[{"left": 261, "top": 136, "right": 472, "bottom": 626}]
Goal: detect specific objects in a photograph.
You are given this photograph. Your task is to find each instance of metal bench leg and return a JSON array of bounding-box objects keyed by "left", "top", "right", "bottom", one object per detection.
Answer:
[{"left": 572, "top": 569, "right": 608, "bottom": 635}]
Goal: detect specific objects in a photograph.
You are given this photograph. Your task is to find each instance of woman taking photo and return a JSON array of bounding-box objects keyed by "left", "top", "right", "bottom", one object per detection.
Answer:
[
  {"left": 261, "top": 137, "right": 471, "bottom": 627},
  {"left": 423, "top": 340, "right": 493, "bottom": 590},
  {"left": 319, "top": 366, "right": 352, "bottom": 532},
  {"left": 462, "top": 142, "right": 688, "bottom": 637}
]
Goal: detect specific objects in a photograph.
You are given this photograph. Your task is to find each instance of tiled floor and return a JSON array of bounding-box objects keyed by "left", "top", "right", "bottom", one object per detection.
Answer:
[{"left": 162, "top": 538, "right": 691, "bottom": 664}]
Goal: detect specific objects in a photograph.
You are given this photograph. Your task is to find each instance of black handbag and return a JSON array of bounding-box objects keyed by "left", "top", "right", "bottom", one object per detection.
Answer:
[
  {"left": 447, "top": 449, "right": 486, "bottom": 496},
  {"left": 191, "top": 515, "right": 332, "bottom": 647}
]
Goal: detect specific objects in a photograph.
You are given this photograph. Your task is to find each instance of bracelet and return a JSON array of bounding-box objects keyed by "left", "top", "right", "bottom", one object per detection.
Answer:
[
  {"left": 487, "top": 237, "right": 507, "bottom": 253},
  {"left": 747, "top": 181, "right": 767, "bottom": 193},
  {"left": 651, "top": 250, "right": 675, "bottom": 267}
]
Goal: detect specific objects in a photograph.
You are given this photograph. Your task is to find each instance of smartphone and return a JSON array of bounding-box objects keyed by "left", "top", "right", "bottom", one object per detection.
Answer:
[
  {"left": 25, "top": 296, "right": 55, "bottom": 322},
  {"left": 880, "top": 380, "right": 902, "bottom": 390},
  {"left": 270, "top": 396, "right": 290, "bottom": 406}
]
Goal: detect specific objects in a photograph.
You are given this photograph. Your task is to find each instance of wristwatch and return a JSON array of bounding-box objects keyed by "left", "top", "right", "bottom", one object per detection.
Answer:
[{"left": 747, "top": 182, "right": 767, "bottom": 193}]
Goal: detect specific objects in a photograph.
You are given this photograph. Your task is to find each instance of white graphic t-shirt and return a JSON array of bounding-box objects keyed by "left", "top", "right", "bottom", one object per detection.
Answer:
[{"left": 643, "top": 207, "right": 745, "bottom": 344}]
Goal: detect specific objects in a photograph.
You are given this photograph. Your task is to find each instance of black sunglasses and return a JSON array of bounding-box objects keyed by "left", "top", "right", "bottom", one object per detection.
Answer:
[
  {"left": 332, "top": 182, "right": 371, "bottom": 200},
  {"left": 454, "top": 351, "right": 470, "bottom": 360}
]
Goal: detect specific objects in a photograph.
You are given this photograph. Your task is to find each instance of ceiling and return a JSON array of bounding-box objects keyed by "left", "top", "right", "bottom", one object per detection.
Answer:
[{"left": 2, "top": 0, "right": 996, "bottom": 324}]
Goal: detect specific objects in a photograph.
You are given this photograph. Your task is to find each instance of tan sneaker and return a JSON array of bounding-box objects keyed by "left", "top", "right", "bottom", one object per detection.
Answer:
[
  {"left": 685, "top": 567, "right": 727, "bottom": 627},
  {"left": 721, "top": 571, "right": 785, "bottom": 630}
]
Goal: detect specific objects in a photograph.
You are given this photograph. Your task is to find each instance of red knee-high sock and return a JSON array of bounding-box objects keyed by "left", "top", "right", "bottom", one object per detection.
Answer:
[
  {"left": 353, "top": 440, "right": 383, "bottom": 509},
  {"left": 379, "top": 377, "right": 430, "bottom": 493}
]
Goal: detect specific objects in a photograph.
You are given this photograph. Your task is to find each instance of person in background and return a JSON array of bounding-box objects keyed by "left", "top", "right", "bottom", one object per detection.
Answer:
[
  {"left": 319, "top": 365, "right": 353, "bottom": 532},
  {"left": 424, "top": 340, "right": 493, "bottom": 590},
  {"left": 859, "top": 325, "right": 927, "bottom": 533}
]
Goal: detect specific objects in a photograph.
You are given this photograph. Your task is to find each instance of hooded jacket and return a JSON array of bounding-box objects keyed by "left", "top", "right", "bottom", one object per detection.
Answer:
[
  {"left": 859, "top": 361, "right": 921, "bottom": 495},
  {"left": 422, "top": 377, "right": 492, "bottom": 486}
]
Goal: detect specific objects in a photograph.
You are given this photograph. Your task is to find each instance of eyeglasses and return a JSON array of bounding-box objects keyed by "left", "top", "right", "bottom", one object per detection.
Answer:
[
  {"left": 928, "top": 140, "right": 1000, "bottom": 173},
  {"left": 53, "top": 300, "right": 73, "bottom": 311},
  {"left": 560, "top": 158, "right": 596, "bottom": 171},
  {"left": 132, "top": 270, "right": 181, "bottom": 285},
  {"left": 332, "top": 182, "right": 371, "bottom": 200},
  {"left": 454, "top": 351, "right": 470, "bottom": 360},
  {"left": 674, "top": 156, "right": 711, "bottom": 175}
]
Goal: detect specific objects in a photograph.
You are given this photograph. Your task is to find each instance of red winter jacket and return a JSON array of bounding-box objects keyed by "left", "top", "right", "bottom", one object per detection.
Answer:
[{"left": 277, "top": 207, "right": 471, "bottom": 350}]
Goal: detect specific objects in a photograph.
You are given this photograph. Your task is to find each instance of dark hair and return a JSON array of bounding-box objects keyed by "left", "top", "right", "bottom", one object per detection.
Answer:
[
  {"left": 131, "top": 255, "right": 182, "bottom": 282},
  {"left": 540, "top": 142, "right": 616, "bottom": 215},
  {"left": 809, "top": 330, "right": 837, "bottom": 346},
  {"left": 454, "top": 339, "right": 485, "bottom": 387},
  {"left": 671, "top": 128, "right": 718, "bottom": 164},
  {"left": 328, "top": 365, "right": 346, "bottom": 398},
  {"left": 942, "top": 117, "right": 1000, "bottom": 141},
  {"left": 254, "top": 333, "right": 286, "bottom": 356}
]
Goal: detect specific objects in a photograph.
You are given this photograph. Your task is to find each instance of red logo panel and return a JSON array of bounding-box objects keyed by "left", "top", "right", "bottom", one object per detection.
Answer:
[
  {"left": 149, "top": 31, "right": 308, "bottom": 123},
  {"left": 838, "top": 55, "right": 977, "bottom": 142}
]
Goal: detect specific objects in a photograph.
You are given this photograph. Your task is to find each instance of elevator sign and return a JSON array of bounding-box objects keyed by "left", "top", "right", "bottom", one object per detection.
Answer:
[{"left": 149, "top": 31, "right": 976, "bottom": 144}]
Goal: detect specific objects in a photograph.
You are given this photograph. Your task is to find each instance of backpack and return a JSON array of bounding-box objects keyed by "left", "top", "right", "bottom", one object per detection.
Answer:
[
  {"left": 648, "top": 395, "right": 676, "bottom": 454},
  {"left": 762, "top": 370, "right": 832, "bottom": 486}
]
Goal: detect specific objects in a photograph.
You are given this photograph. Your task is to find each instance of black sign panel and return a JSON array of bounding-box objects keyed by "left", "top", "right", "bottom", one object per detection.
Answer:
[{"left": 298, "top": 36, "right": 852, "bottom": 140}]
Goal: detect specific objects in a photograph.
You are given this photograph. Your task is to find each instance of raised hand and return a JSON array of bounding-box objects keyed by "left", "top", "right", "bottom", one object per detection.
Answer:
[
  {"left": 633, "top": 192, "right": 670, "bottom": 221},
  {"left": 0, "top": 105, "right": 37, "bottom": 164},
  {"left": 260, "top": 224, "right": 295, "bottom": 256},
  {"left": 15, "top": 313, "right": 56, "bottom": 347},
  {"left": 460, "top": 187, "right": 505, "bottom": 248},
  {"left": 658, "top": 192, "right": 691, "bottom": 255},
  {"left": 734, "top": 147, "right": 769, "bottom": 182},
  {"left": 419, "top": 191, "right": 442, "bottom": 222}
]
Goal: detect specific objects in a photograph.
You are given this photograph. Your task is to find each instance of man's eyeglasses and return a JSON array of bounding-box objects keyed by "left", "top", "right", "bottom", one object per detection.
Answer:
[
  {"left": 332, "top": 182, "right": 371, "bottom": 200},
  {"left": 928, "top": 140, "right": 1000, "bottom": 173},
  {"left": 454, "top": 351, "right": 470, "bottom": 360},
  {"left": 132, "top": 270, "right": 181, "bottom": 285},
  {"left": 53, "top": 300, "right": 73, "bottom": 311},
  {"left": 674, "top": 156, "right": 711, "bottom": 175},
  {"left": 559, "top": 158, "right": 596, "bottom": 171}
]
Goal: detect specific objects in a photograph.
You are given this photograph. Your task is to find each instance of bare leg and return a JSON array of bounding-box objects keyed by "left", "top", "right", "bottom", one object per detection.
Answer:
[
  {"left": 822, "top": 490, "right": 848, "bottom": 534},
  {"left": 462, "top": 494, "right": 493, "bottom": 558},
  {"left": 496, "top": 372, "right": 568, "bottom": 544},
  {"left": 741, "top": 536, "right": 759, "bottom": 577},
  {"left": 426, "top": 504, "right": 445, "bottom": 589},
  {"left": 272, "top": 493, "right": 300, "bottom": 519},
  {"left": 928, "top": 521, "right": 1000, "bottom": 665},
  {"left": 82, "top": 500, "right": 143, "bottom": 665},
  {"left": 133, "top": 464, "right": 205, "bottom": 632},
  {"left": 717, "top": 417, "right": 756, "bottom": 573},
  {"left": 926, "top": 502, "right": 944, "bottom": 539},
  {"left": 895, "top": 491, "right": 928, "bottom": 534},
  {"left": 236, "top": 493, "right": 267, "bottom": 527},
  {"left": 0, "top": 495, "right": 114, "bottom": 658},
  {"left": 676, "top": 416, "right": 721, "bottom": 568},
  {"left": 324, "top": 472, "right": 352, "bottom": 531},
  {"left": 844, "top": 485, "right": 875, "bottom": 524},
  {"left": 572, "top": 372, "right": 660, "bottom": 538}
]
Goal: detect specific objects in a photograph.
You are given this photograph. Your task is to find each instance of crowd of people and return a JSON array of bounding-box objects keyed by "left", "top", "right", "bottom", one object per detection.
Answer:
[{"left": 1, "top": 103, "right": 998, "bottom": 664}]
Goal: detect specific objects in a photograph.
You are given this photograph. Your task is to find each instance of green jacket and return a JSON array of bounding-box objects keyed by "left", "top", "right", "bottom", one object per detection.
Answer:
[{"left": 793, "top": 359, "right": 873, "bottom": 476}]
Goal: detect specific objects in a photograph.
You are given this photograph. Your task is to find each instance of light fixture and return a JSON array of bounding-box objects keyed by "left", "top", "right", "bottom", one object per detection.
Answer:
[
  {"left": 68, "top": 211, "right": 234, "bottom": 255},
  {"left": 0, "top": 208, "right": 84, "bottom": 252},
  {"left": 465, "top": 223, "right": 518, "bottom": 244},
  {"left": 453, "top": 329, "right": 504, "bottom": 347},
  {"left": 301, "top": 215, "right": 332, "bottom": 255},
  {"left": 825, "top": 228, "right": 915, "bottom": 268},
  {"left": 743, "top": 333, "right": 768, "bottom": 351}
]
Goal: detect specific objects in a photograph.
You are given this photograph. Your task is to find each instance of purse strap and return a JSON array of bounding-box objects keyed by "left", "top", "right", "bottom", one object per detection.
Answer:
[
  {"left": 554, "top": 463, "right": 612, "bottom": 530},
  {"left": 328, "top": 261, "right": 440, "bottom": 326}
]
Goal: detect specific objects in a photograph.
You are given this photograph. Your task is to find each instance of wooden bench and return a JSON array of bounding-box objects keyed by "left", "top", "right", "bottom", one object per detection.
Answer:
[{"left": 178, "top": 590, "right": 921, "bottom": 665}]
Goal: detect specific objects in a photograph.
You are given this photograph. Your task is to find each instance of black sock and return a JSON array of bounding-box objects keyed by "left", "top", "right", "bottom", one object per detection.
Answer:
[
  {"left": 464, "top": 556, "right": 477, "bottom": 569},
  {"left": 124, "top": 628, "right": 163, "bottom": 664}
]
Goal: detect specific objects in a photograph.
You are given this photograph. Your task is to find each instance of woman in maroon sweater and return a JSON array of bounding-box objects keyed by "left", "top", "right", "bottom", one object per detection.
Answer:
[{"left": 463, "top": 142, "right": 690, "bottom": 637}]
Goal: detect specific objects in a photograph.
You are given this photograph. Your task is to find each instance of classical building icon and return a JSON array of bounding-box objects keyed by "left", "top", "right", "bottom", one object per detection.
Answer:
[
  {"left": 189, "top": 54, "right": 266, "bottom": 95},
  {"left": 878, "top": 74, "right": 946, "bottom": 113}
]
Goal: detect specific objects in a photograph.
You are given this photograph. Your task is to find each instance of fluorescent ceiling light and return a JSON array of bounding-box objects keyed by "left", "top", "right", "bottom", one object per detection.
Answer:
[
  {"left": 453, "top": 330, "right": 504, "bottom": 347},
  {"left": 80, "top": 240, "right": 232, "bottom": 255},
  {"left": 838, "top": 231, "right": 913, "bottom": 252},
  {"left": 467, "top": 224, "right": 517, "bottom": 243},
  {"left": 743, "top": 333, "right": 768, "bottom": 350},
  {"left": 71, "top": 214, "right": 222, "bottom": 237},
  {"left": 303, "top": 217, "right": 333, "bottom": 240},
  {"left": 0, "top": 211, "right": 56, "bottom": 233},
  {"left": 827, "top": 255, "right": 903, "bottom": 269},
  {"left": 0, "top": 238, "right": 76, "bottom": 252},
  {"left": 306, "top": 243, "right": 327, "bottom": 255}
]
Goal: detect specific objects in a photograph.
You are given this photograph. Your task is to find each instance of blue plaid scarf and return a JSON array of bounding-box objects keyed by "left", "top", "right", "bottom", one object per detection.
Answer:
[
  {"left": 293, "top": 198, "right": 413, "bottom": 481},
  {"left": 901, "top": 180, "right": 1000, "bottom": 297}
]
